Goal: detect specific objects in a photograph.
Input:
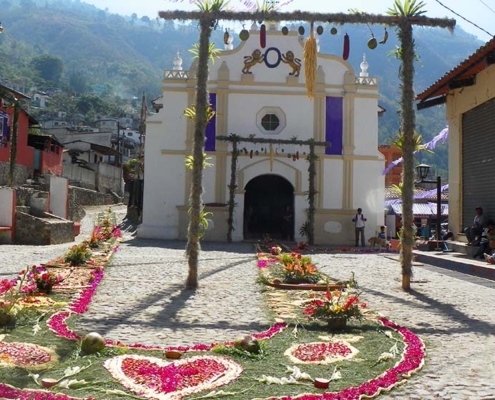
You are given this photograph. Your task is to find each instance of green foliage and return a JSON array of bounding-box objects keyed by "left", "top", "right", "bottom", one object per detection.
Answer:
[
  {"left": 185, "top": 153, "right": 213, "bottom": 170},
  {"left": 189, "top": 42, "right": 221, "bottom": 64},
  {"left": 64, "top": 243, "right": 92, "bottom": 266},
  {"left": 183, "top": 104, "right": 216, "bottom": 123},
  {"left": 30, "top": 54, "right": 64, "bottom": 82},
  {"left": 387, "top": 0, "right": 427, "bottom": 17},
  {"left": 212, "top": 340, "right": 268, "bottom": 360},
  {"left": 192, "top": 0, "right": 231, "bottom": 12},
  {"left": 299, "top": 221, "right": 310, "bottom": 238}
]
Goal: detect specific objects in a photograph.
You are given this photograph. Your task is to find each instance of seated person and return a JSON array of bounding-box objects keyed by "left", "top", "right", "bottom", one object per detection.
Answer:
[
  {"left": 369, "top": 226, "right": 390, "bottom": 249},
  {"left": 473, "top": 220, "right": 495, "bottom": 259},
  {"left": 464, "top": 206, "right": 487, "bottom": 245}
]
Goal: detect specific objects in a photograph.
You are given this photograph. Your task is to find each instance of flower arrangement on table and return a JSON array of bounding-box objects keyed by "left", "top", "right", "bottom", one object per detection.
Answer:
[
  {"left": 303, "top": 288, "right": 366, "bottom": 329},
  {"left": 64, "top": 242, "right": 92, "bottom": 266},
  {"left": 85, "top": 220, "right": 122, "bottom": 249},
  {"left": 280, "top": 252, "right": 320, "bottom": 284},
  {"left": 270, "top": 245, "right": 282, "bottom": 255},
  {"left": 29, "top": 266, "right": 63, "bottom": 293}
]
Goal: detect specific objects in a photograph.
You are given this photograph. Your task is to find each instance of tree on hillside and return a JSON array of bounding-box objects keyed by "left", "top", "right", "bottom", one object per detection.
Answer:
[
  {"left": 140, "top": 16, "right": 151, "bottom": 26},
  {"left": 69, "top": 71, "right": 89, "bottom": 94},
  {"left": 31, "top": 54, "right": 64, "bottom": 83}
]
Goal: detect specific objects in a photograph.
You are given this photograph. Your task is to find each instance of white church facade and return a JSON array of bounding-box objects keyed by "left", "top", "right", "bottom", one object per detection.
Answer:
[{"left": 138, "top": 27, "right": 385, "bottom": 246}]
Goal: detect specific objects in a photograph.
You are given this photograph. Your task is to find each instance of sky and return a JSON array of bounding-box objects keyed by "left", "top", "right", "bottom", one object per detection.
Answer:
[{"left": 87, "top": 0, "right": 494, "bottom": 42}]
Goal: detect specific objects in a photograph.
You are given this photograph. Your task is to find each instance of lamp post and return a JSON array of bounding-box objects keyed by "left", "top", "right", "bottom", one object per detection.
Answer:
[{"left": 416, "top": 163, "right": 442, "bottom": 248}]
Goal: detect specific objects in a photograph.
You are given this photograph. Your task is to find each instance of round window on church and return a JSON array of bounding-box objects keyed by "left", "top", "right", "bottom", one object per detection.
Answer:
[
  {"left": 256, "top": 107, "right": 286, "bottom": 135},
  {"left": 261, "top": 114, "right": 280, "bottom": 131}
]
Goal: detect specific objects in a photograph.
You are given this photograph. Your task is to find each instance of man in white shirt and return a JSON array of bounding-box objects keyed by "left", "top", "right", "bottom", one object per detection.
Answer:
[{"left": 352, "top": 208, "right": 367, "bottom": 247}]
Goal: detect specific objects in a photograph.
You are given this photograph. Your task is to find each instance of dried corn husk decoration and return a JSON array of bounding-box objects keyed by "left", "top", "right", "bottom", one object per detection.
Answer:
[{"left": 304, "top": 22, "right": 317, "bottom": 99}]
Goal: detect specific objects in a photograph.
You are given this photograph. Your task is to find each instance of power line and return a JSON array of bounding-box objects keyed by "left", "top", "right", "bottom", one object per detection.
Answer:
[
  {"left": 478, "top": 0, "right": 495, "bottom": 16},
  {"left": 434, "top": 0, "right": 493, "bottom": 37}
]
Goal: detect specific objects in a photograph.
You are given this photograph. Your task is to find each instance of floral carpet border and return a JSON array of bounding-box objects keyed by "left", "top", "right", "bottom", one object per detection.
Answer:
[
  {"left": 264, "top": 317, "right": 425, "bottom": 400},
  {"left": 3, "top": 226, "right": 425, "bottom": 400}
]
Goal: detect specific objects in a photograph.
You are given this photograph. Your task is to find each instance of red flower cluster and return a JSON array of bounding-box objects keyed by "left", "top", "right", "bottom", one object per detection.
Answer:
[
  {"left": 292, "top": 342, "right": 352, "bottom": 362},
  {"left": 303, "top": 289, "right": 364, "bottom": 322},
  {"left": 122, "top": 357, "right": 228, "bottom": 393}
]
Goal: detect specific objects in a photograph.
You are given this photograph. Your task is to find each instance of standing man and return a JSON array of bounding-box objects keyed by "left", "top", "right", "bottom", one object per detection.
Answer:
[{"left": 352, "top": 208, "right": 367, "bottom": 247}]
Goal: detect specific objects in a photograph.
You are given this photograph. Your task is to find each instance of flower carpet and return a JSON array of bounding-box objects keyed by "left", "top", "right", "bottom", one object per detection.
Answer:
[{"left": 0, "top": 214, "right": 426, "bottom": 400}]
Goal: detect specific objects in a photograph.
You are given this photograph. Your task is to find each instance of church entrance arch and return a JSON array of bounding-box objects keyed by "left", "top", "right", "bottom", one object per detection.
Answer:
[{"left": 244, "top": 174, "right": 294, "bottom": 240}]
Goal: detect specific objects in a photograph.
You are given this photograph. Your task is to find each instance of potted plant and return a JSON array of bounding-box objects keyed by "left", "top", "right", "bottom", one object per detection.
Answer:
[
  {"left": 280, "top": 253, "right": 320, "bottom": 284},
  {"left": 64, "top": 243, "right": 92, "bottom": 266},
  {"left": 303, "top": 288, "right": 366, "bottom": 331}
]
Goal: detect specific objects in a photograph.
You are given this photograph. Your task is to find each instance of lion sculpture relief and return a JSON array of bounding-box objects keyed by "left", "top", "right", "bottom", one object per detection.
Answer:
[
  {"left": 281, "top": 51, "right": 301, "bottom": 77},
  {"left": 242, "top": 49, "right": 264, "bottom": 74}
]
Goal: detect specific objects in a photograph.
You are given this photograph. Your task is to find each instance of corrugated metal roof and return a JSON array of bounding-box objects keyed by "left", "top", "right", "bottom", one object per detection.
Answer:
[
  {"left": 390, "top": 203, "right": 448, "bottom": 216},
  {"left": 385, "top": 186, "right": 449, "bottom": 202},
  {"left": 416, "top": 36, "right": 495, "bottom": 102}
]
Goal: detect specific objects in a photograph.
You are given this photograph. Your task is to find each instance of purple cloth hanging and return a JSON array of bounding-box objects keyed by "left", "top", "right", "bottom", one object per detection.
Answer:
[
  {"left": 325, "top": 97, "right": 343, "bottom": 155},
  {"left": 204, "top": 93, "right": 216, "bottom": 151}
]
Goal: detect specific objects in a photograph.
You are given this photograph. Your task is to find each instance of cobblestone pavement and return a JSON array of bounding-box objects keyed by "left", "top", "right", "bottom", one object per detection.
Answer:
[
  {"left": 1, "top": 205, "right": 127, "bottom": 279},
  {"left": 3, "top": 207, "right": 495, "bottom": 399}
]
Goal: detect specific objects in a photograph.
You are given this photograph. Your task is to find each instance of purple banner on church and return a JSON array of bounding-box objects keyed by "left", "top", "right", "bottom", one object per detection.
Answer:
[
  {"left": 325, "top": 97, "right": 343, "bottom": 155},
  {"left": 0, "top": 110, "right": 10, "bottom": 148},
  {"left": 205, "top": 93, "right": 216, "bottom": 151}
]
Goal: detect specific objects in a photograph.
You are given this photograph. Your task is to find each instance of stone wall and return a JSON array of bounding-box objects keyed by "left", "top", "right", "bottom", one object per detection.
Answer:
[
  {"left": 63, "top": 163, "right": 122, "bottom": 194},
  {"left": 69, "top": 186, "right": 115, "bottom": 207},
  {"left": 15, "top": 212, "right": 74, "bottom": 245},
  {"left": 0, "top": 162, "right": 32, "bottom": 186}
]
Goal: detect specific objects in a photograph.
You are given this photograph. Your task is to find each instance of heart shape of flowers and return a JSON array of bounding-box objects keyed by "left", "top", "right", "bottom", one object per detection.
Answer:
[
  {"left": 104, "top": 354, "right": 243, "bottom": 399},
  {"left": 0, "top": 342, "right": 57, "bottom": 370},
  {"left": 284, "top": 340, "right": 359, "bottom": 364}
]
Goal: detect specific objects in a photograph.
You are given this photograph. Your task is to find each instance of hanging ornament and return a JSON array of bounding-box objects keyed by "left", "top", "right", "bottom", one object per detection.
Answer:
[
  {"left": 223, "top": 28, "right": 230, "bottom": 45},
  {"left": 298, "top": 26, "right": 305, "bottom": 36},
  {"left": 281, "top": 26, "right": 289, "bottom": 35},
  {"left": 239, "top": 25, "right": 250, "bottom": 41},
  {"left": 367, "top": 24, "right": 377, "bottom": 50},
  {"left": 368, "top": 35, "right": 378, "bottom": 50},
  {"left": 330, "top": 27, "right": 338, "bottom": 35},
  {"left": 260, "top": 23, "right": 266, "bottom": 48},
  {"left": 379, "top": 27, "right": 389, "bottom": 45},
  {"left": 343, "top": 33, "right": 350, "bottom": 60},
  {"left": 316, "top": 25, "right": 324, "bottom": 35},
  {"left": 304, "top": 22, "right": 317, "bottom": 99}
]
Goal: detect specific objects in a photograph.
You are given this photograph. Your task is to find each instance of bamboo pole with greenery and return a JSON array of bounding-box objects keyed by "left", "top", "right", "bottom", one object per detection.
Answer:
[
  {"left": 226, "top": 136, "right": 239, "bottom": 243},
  {"left": 184, "top": 16, "right": 213, "bottom": 289},
  {"left": 397, "top": 20, "right": 415, "bottom": 290},
  {"left": 388, "top": 0, "right": 428, "bottom": 291},
  {"left": 307, "top": 141, "right": 317, "bottom": 245},
  {"left": 159, "top": 0, "right": 455, "bottom": 291}
]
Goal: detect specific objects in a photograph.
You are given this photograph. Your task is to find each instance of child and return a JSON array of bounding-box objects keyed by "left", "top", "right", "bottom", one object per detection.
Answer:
[{"left": 377, "top": 226, "right": 390, "bottom": 250}]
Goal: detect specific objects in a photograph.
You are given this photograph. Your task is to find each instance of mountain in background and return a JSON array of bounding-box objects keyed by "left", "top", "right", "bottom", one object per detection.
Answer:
[{"left": 0, "top": 0, "right": 484, "bottom": 174}]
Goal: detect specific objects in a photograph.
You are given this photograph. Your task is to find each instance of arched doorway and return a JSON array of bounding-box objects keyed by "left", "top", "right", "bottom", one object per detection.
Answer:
[{"left": 244, "top": 174, "right": 294, "bottom": 240}]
